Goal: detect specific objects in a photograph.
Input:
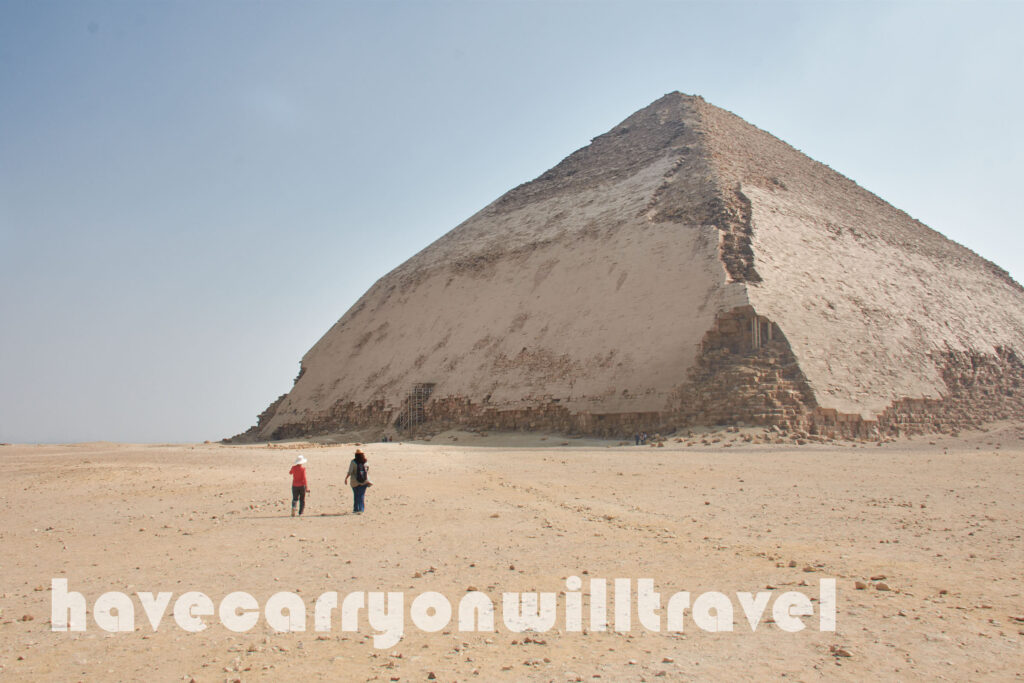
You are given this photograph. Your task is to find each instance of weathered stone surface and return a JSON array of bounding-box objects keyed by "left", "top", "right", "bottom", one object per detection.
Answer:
[{"left": 229, "top": 93, "right": 1024, "bottom": 442}]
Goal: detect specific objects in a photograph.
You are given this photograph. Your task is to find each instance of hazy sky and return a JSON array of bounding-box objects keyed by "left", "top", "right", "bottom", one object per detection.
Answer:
[{"left": 1, "top": 1, "right": 1021, "bottom": 443}]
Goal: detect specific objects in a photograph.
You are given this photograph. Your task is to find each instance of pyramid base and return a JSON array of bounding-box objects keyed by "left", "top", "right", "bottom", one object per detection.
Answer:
[{"left": 228, "top": 324, "right": 1024, "bottom": 443}]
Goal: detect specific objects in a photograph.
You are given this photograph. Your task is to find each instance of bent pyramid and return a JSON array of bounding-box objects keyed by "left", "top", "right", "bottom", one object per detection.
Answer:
[{"left": 237, "top": 92, "right": 1024, "bottom": 441}]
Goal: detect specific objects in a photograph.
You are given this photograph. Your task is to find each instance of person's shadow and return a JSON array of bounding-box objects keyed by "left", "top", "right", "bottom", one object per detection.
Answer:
[{"left": 245, "top": 512, "right": 350, "bottom": 519}]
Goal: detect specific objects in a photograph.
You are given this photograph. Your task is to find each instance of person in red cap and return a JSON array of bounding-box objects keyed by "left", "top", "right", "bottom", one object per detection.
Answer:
[{"left": 289, "top": 454, "right": 309, "bottom": 517}]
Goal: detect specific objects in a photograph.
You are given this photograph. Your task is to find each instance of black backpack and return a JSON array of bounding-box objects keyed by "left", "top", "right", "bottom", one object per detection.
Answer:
[{"left": 355, "top": 460, "right": 368, "bottom": 484}]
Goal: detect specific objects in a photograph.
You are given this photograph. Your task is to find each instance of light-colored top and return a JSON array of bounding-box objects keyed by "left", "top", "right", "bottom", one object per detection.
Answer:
[{"left": 347, "top": 460, "right": 369, "bottom": 488}]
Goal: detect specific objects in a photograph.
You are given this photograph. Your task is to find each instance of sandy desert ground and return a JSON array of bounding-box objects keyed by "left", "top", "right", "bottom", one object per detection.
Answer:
[{"left": 0, "top": 425, "right": 1022, "bottom": 681}]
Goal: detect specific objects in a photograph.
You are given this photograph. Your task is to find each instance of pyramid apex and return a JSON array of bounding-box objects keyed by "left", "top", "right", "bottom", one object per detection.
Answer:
[{"left": 651, "top": 90, "right": 701, "bottom": 103}]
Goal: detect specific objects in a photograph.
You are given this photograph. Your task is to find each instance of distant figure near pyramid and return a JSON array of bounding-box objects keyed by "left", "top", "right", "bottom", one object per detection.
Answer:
[{"left": 234, "top": 92, "right": 1024, "bottom": 441}]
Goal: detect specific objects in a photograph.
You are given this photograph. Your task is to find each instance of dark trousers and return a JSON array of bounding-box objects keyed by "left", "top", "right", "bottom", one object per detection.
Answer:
[
  {"left": 291, "top": 486, "right": 306, "bottom": 515},
  {"left": 352, "top": 485, "right": 366, "bottom": 512}
]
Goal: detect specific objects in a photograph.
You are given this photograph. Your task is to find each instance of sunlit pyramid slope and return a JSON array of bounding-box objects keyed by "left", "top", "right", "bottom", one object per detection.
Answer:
[{"left": 235, "top": 93, "right": 1024, "bottom": 441}]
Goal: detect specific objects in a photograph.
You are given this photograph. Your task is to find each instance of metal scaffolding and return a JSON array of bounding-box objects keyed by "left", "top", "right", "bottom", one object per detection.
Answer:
[
  {"left": 396, "top": 382, "right": 435, "bottom": 431},
  {"left": 751, "top": 315, "right": 773, "bottom": 350}
]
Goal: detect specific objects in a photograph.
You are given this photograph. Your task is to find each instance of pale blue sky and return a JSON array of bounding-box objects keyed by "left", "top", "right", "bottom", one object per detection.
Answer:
[{"left": 1, "top": 1, "right": 1021, "bottom": 443}]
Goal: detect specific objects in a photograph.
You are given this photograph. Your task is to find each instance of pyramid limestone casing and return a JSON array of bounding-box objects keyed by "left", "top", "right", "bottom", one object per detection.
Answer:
[{"left": 245, "top": 93, "right": 1024, "bottom": 440}]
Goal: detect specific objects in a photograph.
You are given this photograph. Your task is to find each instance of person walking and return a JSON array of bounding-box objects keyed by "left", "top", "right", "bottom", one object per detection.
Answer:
[
  {"left": 344, "top": 449, "right": 371, "bottom": 514},
  {"left": 289, "top": 455, "right": 309, "bottom": 517}
]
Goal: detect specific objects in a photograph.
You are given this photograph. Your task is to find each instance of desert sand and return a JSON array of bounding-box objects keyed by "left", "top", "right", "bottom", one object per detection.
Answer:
[{"left": 1, "top": 426, "right": 1022, "bottom": 681}]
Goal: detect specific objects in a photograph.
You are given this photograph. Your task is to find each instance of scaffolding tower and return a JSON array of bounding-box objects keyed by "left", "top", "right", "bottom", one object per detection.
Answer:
[{"left": 396, "top": 382, "right": 435, "bottom": 431}]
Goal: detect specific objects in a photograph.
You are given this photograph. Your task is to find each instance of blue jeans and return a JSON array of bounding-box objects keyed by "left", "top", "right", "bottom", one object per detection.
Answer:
[{"left": 352, "top": 485, "right": 366, "bottom": 512}]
